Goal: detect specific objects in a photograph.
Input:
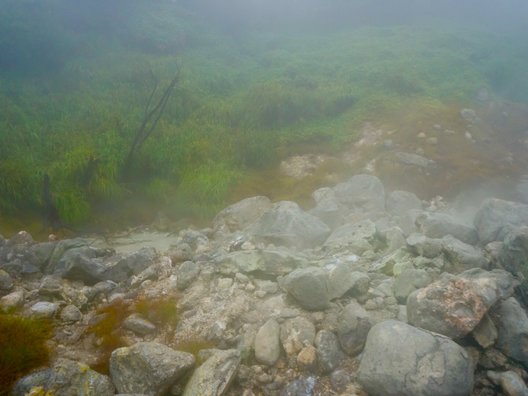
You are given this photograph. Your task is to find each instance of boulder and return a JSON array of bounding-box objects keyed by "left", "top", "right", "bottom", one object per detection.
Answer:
[
  {"left": 386, "top": 190, "right": 422, "bottom": 215},
  {"left": 104, "top": 247, "right": 156, "bottom": 283},
  {"left": 323, "top": 220, "right": 376, "bottom": 253},
  {"left": 416, "top": 212, "right": 478, "bottom": 245},
  {"left": 182, "top": 349, "right": 240, "bottom": 396},
  {"left": 176, "top": 260, "right": 201, "bottom": 290},
  {"left": 0, "top": 269, "right": 13, "bottom": 291},
  {"left": 407, "top": 269, "right": 514, "bottom": 338},
  {"left": 327, "top": 264, "right": 369, "bottom": 300},
  {"left": 281, "top": 267, "right": 330, "bottom": 311},
  {"left": 490, "top": 297, "right": 528, "bottom": 368},
  {"left": 358, "top": 320, "right": 474, "bottom": 396},
  {"left": 333, "top": 174, "right": 385, "bottom": 212},
  {"left": 499, "top": 227, "right": 528, "bottom": 304},
  {"left": 217, "top": 249, "right": 308, "bottom": 276},
  {"left": 30, "top": 301, "right": 59, "bottom": 319},
  {"left": 52, "top": 246, "right": 107, "bottom": 285},
  {"left": 314, "top": 330, "right": 345, "bottom": 374},
  {"left": 249, "top": 201, "right": 330, "bottom": 249},
  {"left": 393, "top": 268, "right": 432, "bottom": 304},
  {"left": 213, "top": 196, "right": 272, "bottom": 232},
  {"left": 13, "top": 358, "right": 114, "bottom": 396},
  {"left": 255, "top": 319, "right": 281, "bottom": 366},
  {"left": 309, "top": 187, "right": 348, "bottom": 228},
  {"left": 110, "top": 342, "right": 195, "bottom": 396},
  {"left": 474, "top": 198, "right": 528, "bottom": 244},
  {"left": 441, "top": 235, "right": 489, "bottom": 272},
  {"left": 337, "top": 301, "right": 371, "bottom": 356}
]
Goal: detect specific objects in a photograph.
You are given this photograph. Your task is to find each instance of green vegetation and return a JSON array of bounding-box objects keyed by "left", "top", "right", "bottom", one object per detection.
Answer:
[
  {"left": 0, "top": 313, "right": 53, "bottom": 395},
  {"left": 1, "top": 0, "right": 527, "bottom": 229}
]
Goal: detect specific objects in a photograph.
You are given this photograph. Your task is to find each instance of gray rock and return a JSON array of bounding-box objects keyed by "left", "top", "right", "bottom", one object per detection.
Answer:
[
  {"left": 39, "top": 276, "right": 63, "bottom": 297},
  {"left": 461, "top": 108, "right": 478, "bottom": 123},
  {"left": 46, "top": 238, "right": 92, "bottom": 273},
  {"left": 13, "top": 358, "right": 114, "bottom": 396},
  {"left": 309, "top": 187, "right": 348, "bottom": 228},
  {"left": 395, "top": 152, "right": 435, "bottom": 168},
  {"left": 280, "top": 376, "right": 317, "bottom": 396},
  {"left": 333, "top": 174, "right": 385, "bottom": 212},
  {"left": 249, "top": 201, "right": 331, "bottom": 249},
  {"left": 30, "top": 301, "right": 59, "bottom": 318},
  {"left": 123, "top": 313, "right": 157, "bottom": 335},
  {"left": 472, "top": 314, "right": 498, "bottom": 348},
  {"left": 0, "top": 289, "right": 24, "bottom": 311},
  {"left": 183, "top": 349, "right": 240, "bottom": 396},
  {"left": 499, "top": 227, "right": 528, "bottom": 304},
  {"left": 386, "top": 190, "right": 422, "bottom": 215},
  {"left": 60, "top": 304, "right": 82, "bottom": 323},
  {"left": 491, "top": 297, "right": 528, "bottom": 367},
  {"left": 487, "top": 370, "right": 528, "bottom": 396},
  {"left": 7, "top": 230, "right": 33, "bottom": 246},
  {"left": 324, "top": 220, "right": 376, "bottom": 253},
  {"left": 110, "top": 342, "right": 195, "bottom": 396},
  {"left": 358, "top": 320, "right": 474, "bottom": 396},
  {"left": 217, "top": 249, "right": 308, "bottom": 276},
  {"left": 281, "top": 267, "right": 330, "bottom": 311},
  {"left": 27, "top": 242, "right": 56, "bottom": 271},
  {"left": 314, "top": 330, "right": 344, "bottom": 374},
  {"left": 407, "top": 269, "right": 514, "bottom": 338},
  {"left": 280, "top": 317, "right": 316, "bottom": 357},
  {"left": 416, "top": 212, "right": 478, "bottom": 245},
  {"left": 393, "top": 268, "right": 432, "bottom": 304},
  {"left": 474, "top": 198, "right": 528, "bottom": 244},
  {"left": 104, "top": 247, "right": 156, "bottom": 283},
  {"left": 337, "top": 301, "right": 371, "bottom": 356},
  {"left": 213, "top": 196, "right": 272, "bottom": 232},
  {"left": 0, "top": 268, "right": 13, "bottom": 291},
  {"left": 168, "top": 242, "right": 192, "bottom": 263},
  {"left": 53, "top": 246, "right": 107, "bottom": 285},
  {"left": 255, "top": 319, "right": 281, "bottom": 366},
  {"left": 327, "top": 264, "right": 369, "bottom": 300},
  {"left": 441, "top": 235, "right": 489, "bottom": 272},
  {"left": 176, "top": 261, "right": 201, "bottom": 290}
]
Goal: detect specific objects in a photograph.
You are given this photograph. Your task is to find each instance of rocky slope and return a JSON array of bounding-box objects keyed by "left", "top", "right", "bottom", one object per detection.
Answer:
[{"left": 2, "top": 173, "right": 528, "bottom": 396}]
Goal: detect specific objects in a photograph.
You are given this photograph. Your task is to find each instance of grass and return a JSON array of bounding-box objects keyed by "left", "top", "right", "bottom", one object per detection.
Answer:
[
  {"left": 0, "top": 2, "right": 527, "bottom": 230},
  {"left": 0, "top": 313, "right": 53, "bottom": 396}
]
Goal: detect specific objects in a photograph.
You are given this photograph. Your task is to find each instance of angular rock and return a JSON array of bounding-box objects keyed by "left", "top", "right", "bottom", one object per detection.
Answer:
[
  {"left": 406, "top": 234, "right": 443, "bottom": 258},
  {"left": 487, "top": 370, "right": 528, "bottom": 396},
  {"left": 324, "top": 220, "right": 376, "bottom": 253},
  {"left": 281, "top": 376, "right": 317, "bottom": 396},
  {"left": 386, "top": 190, "right": 422, "bottom": 215},
  {"left": 53, "top": 246, "right": 107, "bottom": 285},
  {"left": 249, "top": 201, "right": 330, "bottom": 249},
  {"left": 30, "top": 301, "right": 59, "bottom": 319},
  {"left": 393, "top": 268, "right": 432, "bottom": 304},
  {"left": 474, "top": 198, "right": 528, "bottom": 244},
  {"left": 416, "top": 212, "right": 478, "bottom": 245},
  {"left": 255, "top": 319, "right": 281, "bottom": 366},
  {"left": 281, "top": 267, "right": 330, "bottom": 311},
  {"left": 333, "top": 174, "right": 385, "bottom": 212},
  {"left": 499, "top": 227, "right": 528, "bottom": 303},
  {"left": 104, "top": 247, "right": 156, "bottom": 283},
  {"left": 110, "top": 342, "right": 195, "bottom": 396},
  {"left": 280, "top": 317, "right": 316, "bottom": 357},
  {"left": 213, "top": 196, "right": 272, "bottom": 232},
  {"left": 183, "top": 349, "right": 240, "bottom": 396},
  {"left": 441, "top": 235, "right": 489, "bottom": 272},
  {"left": 407, "top": 269, "right": 514, "bottom": 338},
  {"left": 60, "top": 304, "right": 82, "bottom": 323},
  {"left": 337, "top": 301, "right": 371, "bottom": 356},
  {"left": 296, "top": 346, "right": 318, "bottom": 372},
  {"left": 0, "top": 269, "right": 13, "bottom": 291},
  {"left": 13, "top": 358, "right": 114, "bottom": 396},
  {"left": 327, "top": 264, "right": 369, "bottom": 300},
  {"left": 358, "top": 320, "right": 474, "bottom": 396},
  {"left": 176, "top": 260, "right": 201, "bottom": 290},
  {"left": 472, "top": 314, "right": 498, "bottom": 348},
  {"left": 491, "top": 297, "right": 528, "bottom": 368},
  {"left": 217, "top": 249, "right": 308, "bottom": 276},
  {"left": 309, "top": 187, "right": 348, "bottom": 228},
  {"left": 123, "top": 313, "right": 157, "bottom": 336},
  {"left": 314, "top": 330, "right": 344, "bottom": 374}
]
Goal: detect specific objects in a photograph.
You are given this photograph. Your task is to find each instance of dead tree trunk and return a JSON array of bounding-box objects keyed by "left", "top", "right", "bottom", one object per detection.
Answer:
[{"left": 121, "top": 68, "right": 180, "bottom": 181}]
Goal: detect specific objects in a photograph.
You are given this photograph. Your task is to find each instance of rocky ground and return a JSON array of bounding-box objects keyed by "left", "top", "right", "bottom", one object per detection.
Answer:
[{"left": 2, "top": 169, "right": 528, "bottom": 396}]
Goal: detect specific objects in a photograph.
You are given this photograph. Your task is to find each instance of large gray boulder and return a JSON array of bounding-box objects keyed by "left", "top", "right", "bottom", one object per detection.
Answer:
[
  {"left": 491, "top": 297, "right": 528, "bottom": 368},
  {"left": 110, "top": 342, "right": 195, "bottom": 396},
  {"left": 333, "top": 174, "right": 385, "bottom": 212},
  {"left": 416, "top": 212, "right": 478, "bottom": 245},
  {"left": 281, "top": 267, "right": 330, "bottom": 310},
  {"left": 386, "top": 190, "right": 422, "bottom": 215},
  {"left": 216, "top": 249, "right": 308, "bottom": 276},
  {"left": 474, "top": 198, "right": 528, "bottom": 244},
  {"left": 407, "top": 269, "right": 514, "bottom": 338},
  {"left": 358, "top": 320, "right": 474, "bottom": 396},
  {"left": 13, "top": 358, "right": 114, "bottom": 396},
  {"left": 249, "top": 201, "right": 331, "bottom": 249},
  {"left": 103, "top": 247, "right": 156, "bottom": 283},
  {"left": 213, "top": 196, "right": 272, "bottom": 232},
  {"left": 183, "top": 349, "right": 241, "bottom": 396},
  {"left": 441, "top": 235, "right": 489, "bottom": 272}
]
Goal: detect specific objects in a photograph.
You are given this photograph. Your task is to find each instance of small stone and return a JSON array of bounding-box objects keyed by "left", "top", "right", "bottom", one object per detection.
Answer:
[
  {"left": 123, "top": 313, "right": 157, "bottom": 336},
  {"left": 30, "top": 301, "right": 59, "bottom": 318},
  {"left": 315, "top": 330, "right": 344, "bottom": 374},
  {"left": 0, "top": 269, "right": 14, "bottom": 291},
  {"left": 296, "top": 345, "right": 317, "bottom": 372},
  {"left": 472, "top": 314, "right": 498, "bottom": 348},
  {"left": 330, "top": 369, "right": 353, "bottom": 393},
  {"left": 176, "top": 261, "right": 200, "bottom": 290},
  {"left": 0, "top": 290, "right": 24, "bottom": 311},
  {"left": 60, "top": 305, "right": 82, "bottom": 323},
  {"left": 255, "top": 319, "right": 281, "bottom": 366}
]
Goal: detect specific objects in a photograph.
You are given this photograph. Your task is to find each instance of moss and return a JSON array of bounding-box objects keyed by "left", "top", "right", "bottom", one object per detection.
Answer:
[{"left": 0, "top": 313, "right": 53, "bottom": 396}]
